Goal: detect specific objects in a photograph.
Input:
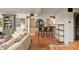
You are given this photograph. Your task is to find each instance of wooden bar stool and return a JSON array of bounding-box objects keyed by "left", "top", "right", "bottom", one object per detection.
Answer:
[
  {"left": 38, "top": 27, "right": 43, "bottom": 37},
  {"left": 43, "top": 27, "right": 48, "bottom": 37},
  {"left": 48, "top": 26, "right": 53, "bottom": 37}
]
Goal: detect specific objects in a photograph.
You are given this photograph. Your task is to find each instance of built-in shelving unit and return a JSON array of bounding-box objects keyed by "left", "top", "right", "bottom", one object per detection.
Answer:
[
  {"left": 3, "top": 14, "right": 16, "bottom": 35},
  {"left": 54, "top": 24, "right": 64, "bottom": 42}
]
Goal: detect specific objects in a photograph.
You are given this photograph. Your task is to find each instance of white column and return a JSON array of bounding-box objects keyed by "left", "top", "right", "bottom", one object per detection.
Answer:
[{"left": 27, "top": 18, "right": 30, "bottom": 34}]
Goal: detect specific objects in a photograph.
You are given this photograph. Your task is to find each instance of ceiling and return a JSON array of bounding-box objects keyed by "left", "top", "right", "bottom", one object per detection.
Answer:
[
  {"left": 0, "top": 8, "right": 41, "bottom": 14},
  {"left": 41, "top": 8, "right": 63, "bottom": 14},
  {"left": 0, "top": 8, "right": 63, "bottom": 15}
]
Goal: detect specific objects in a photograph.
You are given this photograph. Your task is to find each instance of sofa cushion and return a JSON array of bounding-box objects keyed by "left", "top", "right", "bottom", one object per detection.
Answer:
[
  {"left": 3, "top": 35, "right": 12, "bottom": 42},
  {"left": 15, "top": 35, "right": 23, "bottom": 42},
  {"left": 0, "top": 39, "right": 5, "bottom": 44},
  {"left": 0, "top": 39, "right": 15, "bottom": 50}
]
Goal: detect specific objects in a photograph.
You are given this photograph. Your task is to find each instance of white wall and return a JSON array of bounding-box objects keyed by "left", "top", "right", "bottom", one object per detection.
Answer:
[
  {"left": 64, "top": 12, "right": 74, "bottom": 43},
  {"left": 55, "top": 8, "right": 67, "bottom": 24},
  {"left": 55, "top": 8, "right": 79, "bottom": 44},
  {"left": 38, "top": 9, "right": 61, "bottom": 26},
  {"left": 41, "top": 8, "right": 62, "bottom": 16}
]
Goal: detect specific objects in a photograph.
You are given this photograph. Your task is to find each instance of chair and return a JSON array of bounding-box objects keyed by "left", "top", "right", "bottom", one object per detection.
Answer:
[
  {"left": 48, "top": 26, "right": 53, "bottom": 37},
  {"left": 38, "top": 27, "right": 43, "bottom": 37},
  {"left": 43, "top": 27, "right": 48, "bottom": 37}
]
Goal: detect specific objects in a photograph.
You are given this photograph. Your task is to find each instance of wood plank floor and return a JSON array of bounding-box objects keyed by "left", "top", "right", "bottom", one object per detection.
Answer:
[
  {"left": 29, "top": 35, "right": 79, "bottom": 50},
  {"left": 29, "top": 36, "right": 64, "bottom": 50},
  {"left": 50, "top": 41, "right": 79, "bottom": 50},
  {"left": 29, "top": 28, "right": 79, "bottom": 50}
]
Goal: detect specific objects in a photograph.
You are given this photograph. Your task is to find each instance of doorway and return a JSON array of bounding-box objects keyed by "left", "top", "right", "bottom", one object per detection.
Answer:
[
  {"left": 74, "top": 13, "right": 79, "bottom": 40},
  {"left": 29, "top": 17, "right": 37, "bottom": 36}
]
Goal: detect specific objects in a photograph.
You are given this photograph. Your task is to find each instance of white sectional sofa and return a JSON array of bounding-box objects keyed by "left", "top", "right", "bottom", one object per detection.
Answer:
[
  {"left": 0, "top": 33, "right": 31, "bottom": 50},
  {"left": 0, "top": 25, "right": 31, "bottom": 50},
  {"left": 7, "top": 34, "right": 31, "bottom": 50}
]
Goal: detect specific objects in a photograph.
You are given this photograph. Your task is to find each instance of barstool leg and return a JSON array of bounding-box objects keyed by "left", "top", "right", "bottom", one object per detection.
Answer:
[
  {"left": 46, "top": 31, "right": 47, "bottom": 37},
  {"left": 43, "top": 32, "right": 45, "bottom": 37},
  {"left": 38, "top": 31, "right": 39, "bottom": 37}
]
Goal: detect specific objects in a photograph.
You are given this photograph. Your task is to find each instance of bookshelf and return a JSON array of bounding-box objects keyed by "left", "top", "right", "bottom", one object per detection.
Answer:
[
  {"left": 3, "top": 14, "right": 16, "bottom": 35},
  {"left": 54, "top": 24, "right": 64, "bottom": 42}
]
